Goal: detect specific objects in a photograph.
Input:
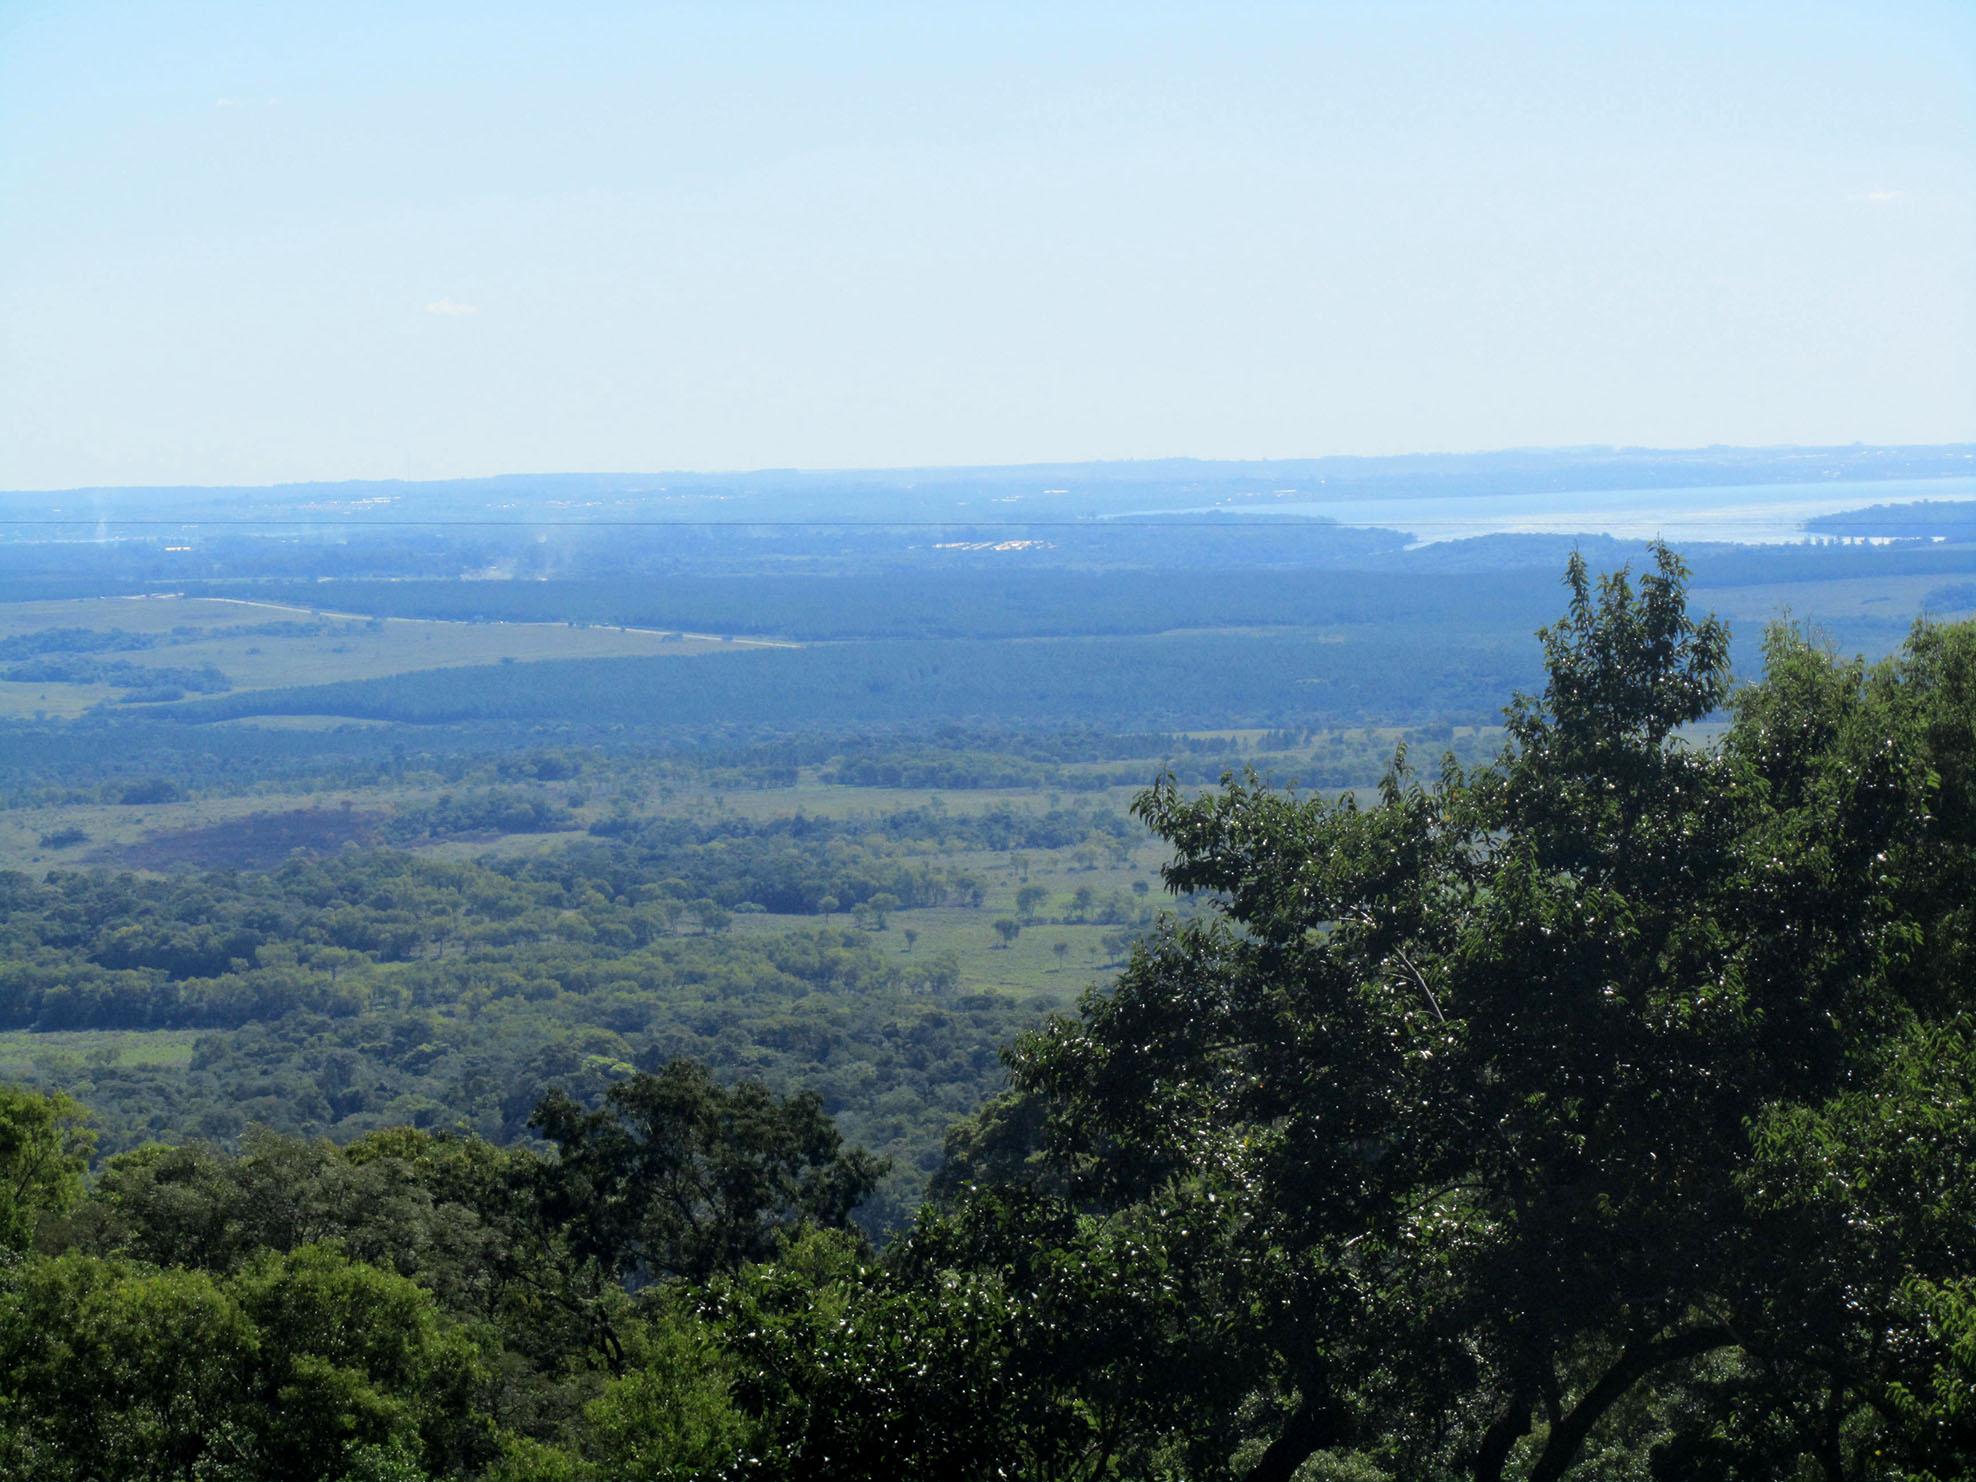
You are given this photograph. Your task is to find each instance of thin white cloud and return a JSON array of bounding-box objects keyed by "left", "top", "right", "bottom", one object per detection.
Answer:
[
  {"left": 1862, "top": 189, "right": 1904, "bottom": 204},
  {"left": 423, "top": 299, "right": 482, "bottom": 317}
]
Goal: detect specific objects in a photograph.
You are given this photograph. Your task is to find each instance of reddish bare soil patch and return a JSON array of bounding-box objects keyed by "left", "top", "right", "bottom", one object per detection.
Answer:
[{"left": 99, "top": 806, "right": 386, "bottom": 870}]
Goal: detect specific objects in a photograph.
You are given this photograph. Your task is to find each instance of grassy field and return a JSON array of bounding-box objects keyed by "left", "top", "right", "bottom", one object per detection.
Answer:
[
  {"left": 724, "top": 833, "right": 1172, "bottom": 1004},
  {"left": 0, "top": 594, "right": 767, "bottom": 719},
  {"left": 0, "top": 786, "right": 391, "bottom": 872},
  {"left": 0, "top": 1028, "right": 202, "bottom": 1076}
]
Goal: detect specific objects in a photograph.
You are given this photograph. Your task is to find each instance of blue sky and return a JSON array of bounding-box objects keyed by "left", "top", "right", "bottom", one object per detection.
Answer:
[{"left": 1, "top": 0, "right": 1971, "bottom": 488}]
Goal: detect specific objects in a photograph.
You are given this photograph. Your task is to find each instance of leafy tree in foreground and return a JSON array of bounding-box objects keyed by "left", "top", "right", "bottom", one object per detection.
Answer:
[
  {"left": 0, "top": 1246, "right": 496, "bottom": 1482},
  {"left": 1, "top": 1064, "right": 884, "bottom": 1479},
  {"left": 0, "top": 1085, "right": 90, "bottom": 1255},
  {"left": 529, "top": 1061, "right": 886, "bottom": 1294},
  {"left": 940, "top": 546, "right": 1976, "bottom": 1479}
]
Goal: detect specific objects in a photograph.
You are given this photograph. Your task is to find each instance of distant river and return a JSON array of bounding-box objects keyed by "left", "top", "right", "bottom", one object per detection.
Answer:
[{"left": 1196, "top": 474, "right": 1976, "bottom": 547}]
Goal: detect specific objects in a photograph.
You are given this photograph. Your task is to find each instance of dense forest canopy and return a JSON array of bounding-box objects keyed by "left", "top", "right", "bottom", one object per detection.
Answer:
[{"left": 3, "top": 546, "right": 1972, "bottom": 1479}]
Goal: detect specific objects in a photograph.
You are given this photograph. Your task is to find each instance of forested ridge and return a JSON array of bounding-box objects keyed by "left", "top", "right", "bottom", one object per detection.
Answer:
[{"left": 3, "top": 548, "right": 1974, "bottom": 1479}]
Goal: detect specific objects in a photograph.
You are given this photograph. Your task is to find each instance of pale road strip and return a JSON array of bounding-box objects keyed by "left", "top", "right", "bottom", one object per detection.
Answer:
[{"left": 111, "top": 593, "right": 803, "bottom": 649}]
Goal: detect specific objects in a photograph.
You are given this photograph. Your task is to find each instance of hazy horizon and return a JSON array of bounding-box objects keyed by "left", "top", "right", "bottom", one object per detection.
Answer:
[
  {"left": 4, "top": 1, "right": 1973, "bottom": 488},
  {"left": 1, "top": 438, "right": 1972, "bottom": 500}
]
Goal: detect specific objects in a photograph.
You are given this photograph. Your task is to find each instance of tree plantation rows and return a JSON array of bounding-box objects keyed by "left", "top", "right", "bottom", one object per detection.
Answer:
[
  {"left": 163, "top": 628, "right": 1543, "bottom": 735},
  {"left": 1, "top": 548, "right": 1973, "bottom": 1478},
  {"left": 174, "top": 536, "right": 1976, "bottom": 640}
]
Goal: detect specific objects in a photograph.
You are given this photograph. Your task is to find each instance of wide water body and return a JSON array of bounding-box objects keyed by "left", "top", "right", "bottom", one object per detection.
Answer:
[{"left": 1217, "top": 474, "right": 1976, "bottom": 546}]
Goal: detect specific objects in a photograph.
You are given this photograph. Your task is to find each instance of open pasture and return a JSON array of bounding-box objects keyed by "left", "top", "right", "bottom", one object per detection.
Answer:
[
  {"left": 0, "top": 786, "right": 395, "bottom": 872},
  {"left": 0, "top": 593, "right": 757, "bottom": 719},
  {"left": 0, "top": 1028, "right": 202, "bottom": 1076}
]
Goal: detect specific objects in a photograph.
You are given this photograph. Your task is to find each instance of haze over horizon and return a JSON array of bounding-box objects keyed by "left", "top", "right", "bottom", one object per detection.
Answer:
[
  {"left": 3, "top": 0, "right": 1973, "bottom": 490},
  {"left": 11, "top": 443, "right": 1973, "bottom": 500}
]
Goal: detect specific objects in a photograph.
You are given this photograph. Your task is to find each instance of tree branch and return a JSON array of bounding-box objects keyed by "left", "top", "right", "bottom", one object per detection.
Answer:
[
  {"left": 1526, "top": 1325, "right": 1733, "bottom": 1482},
  {"left": 1240, "top": 1380, "right": 1349, "bottom": 1482},
  {"left": 1472, "top": 1385, "right": 1535, "bottom": 1482}
]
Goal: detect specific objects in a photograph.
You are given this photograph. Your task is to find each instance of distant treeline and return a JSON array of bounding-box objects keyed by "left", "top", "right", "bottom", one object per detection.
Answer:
[
  {"left": 817, "top": 731, "right": 1493, "bottom": 792},
  {"left": 1804, "top": 498, "right": 1976, "bottom": 540},
  {"left": 0, "top": 716, "right": 551, "bottom": 798},
  {"left": 0, "top": 619, "right": 345, "bottom": 660},
  {"left": 1, "top": 656, "right": 231, "bottom": 697},
  {"left": 0, "top": 714, "right": 1406, "bottom": 806}
]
